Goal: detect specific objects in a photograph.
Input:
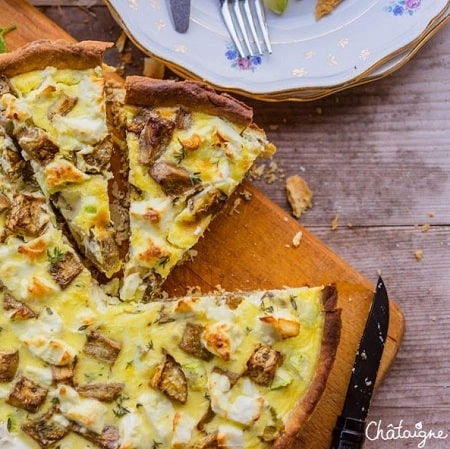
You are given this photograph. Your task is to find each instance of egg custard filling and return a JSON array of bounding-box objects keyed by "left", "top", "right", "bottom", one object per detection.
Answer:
[{"left": 0, "top": 40, "right": 341, "bottom": 449}]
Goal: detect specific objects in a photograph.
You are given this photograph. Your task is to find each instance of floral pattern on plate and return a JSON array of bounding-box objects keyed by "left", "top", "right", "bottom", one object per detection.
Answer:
[
  {"left": 225, "top": 44, "right": 264, "bottom": 72},
  {"left": 385, "top": 0, "right": 422, "bottom": 16}
]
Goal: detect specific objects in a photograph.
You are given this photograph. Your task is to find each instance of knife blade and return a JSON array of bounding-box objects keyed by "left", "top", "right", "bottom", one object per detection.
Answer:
[
  {"left": 330, "top": 276, "right": 390, "bottom": 449},
  {"left": 169, "top": 0, "right": 191, "bottom": 33}
]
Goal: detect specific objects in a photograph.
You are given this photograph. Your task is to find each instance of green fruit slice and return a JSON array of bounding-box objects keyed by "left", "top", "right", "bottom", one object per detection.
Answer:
[{"left": 265, "top": 0, "right": 289, "bottom": 14}]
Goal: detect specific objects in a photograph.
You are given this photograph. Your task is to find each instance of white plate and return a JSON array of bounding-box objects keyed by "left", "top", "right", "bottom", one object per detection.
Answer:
[{"left": 106, "top": 0, "right": 450, "bottom": 99}]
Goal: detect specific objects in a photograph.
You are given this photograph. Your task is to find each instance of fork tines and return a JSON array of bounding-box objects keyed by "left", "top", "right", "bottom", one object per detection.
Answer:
[{"left": 220, "top": 0, "right": 272, "bottom": 58}]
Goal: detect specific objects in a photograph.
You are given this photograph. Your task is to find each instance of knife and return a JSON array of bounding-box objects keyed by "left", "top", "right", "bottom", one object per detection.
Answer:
[
  {"left": 330, "top": 276, "right": 390, "bottom": 449},
  {"left": 168, "top": 0, "right": 191, "bottom": 33}
]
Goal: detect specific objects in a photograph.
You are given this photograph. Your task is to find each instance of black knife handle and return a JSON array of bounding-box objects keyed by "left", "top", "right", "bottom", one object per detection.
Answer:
[{"left": 330, "top": 416, "right": 366, "bottom": 449}]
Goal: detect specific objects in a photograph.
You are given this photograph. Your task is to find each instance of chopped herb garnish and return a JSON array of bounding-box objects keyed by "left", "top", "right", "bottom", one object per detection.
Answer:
[
  {"left": 47, "top": 247, "right": 64, "bottom": 264},
  {"left": 7, "top": 415, "right": 16, "bottom": 432},
  {"left": 125, "top": 360, "right": 134, "bottom": 369},
  {"left": 146, "top": 340, "right": 154, "bottom": 351},
  {"left": 158, "top": 255, "right": 170, "bottom": 268},
  {"left": 113, "top": 395, "right": 130, "bottom": 417},
  {"left": 290, "top": 295, "right": 298, "bottom": 310},
  {"left": 84, "top": 205, "right": 97, "bottom": 214},
  {"left": 173, "top": 142, "right": 186, "bottom": 164},
  {"left": 260, "top": 301, "right": 274, "bottom": 314},
  {"left": 0, "top": 25, "right": 16, "bottom": 54},
  {"left": 189, "top": 171, "right": 201, "bottom": 186}
]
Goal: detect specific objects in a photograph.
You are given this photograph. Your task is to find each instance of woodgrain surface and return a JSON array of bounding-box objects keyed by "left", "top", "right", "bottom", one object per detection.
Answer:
[{"left": 2, "top": 1, "right": 450, "bottom": 448}]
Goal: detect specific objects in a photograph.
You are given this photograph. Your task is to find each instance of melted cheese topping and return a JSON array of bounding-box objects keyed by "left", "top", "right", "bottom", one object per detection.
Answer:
[
  {"left": 121, "top": 108, "right": 273, "bottom": 301},
  {"left": 0, "top": 67, "right": 120, "bottom": 278}
]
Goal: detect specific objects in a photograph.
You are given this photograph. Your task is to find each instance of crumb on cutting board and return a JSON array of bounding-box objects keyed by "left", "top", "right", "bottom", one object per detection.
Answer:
[
  {"left": 331, "top": 215, "right": 339, "bottom": 230},
  {"left": 285, "top": 175, "right": 313, "bottom": 218},
  {"left": 414, "top": 250, "right": 424, "bottom": 261},
  {"left": 292, "top": 231, "right": 303, "bottom": 248}
]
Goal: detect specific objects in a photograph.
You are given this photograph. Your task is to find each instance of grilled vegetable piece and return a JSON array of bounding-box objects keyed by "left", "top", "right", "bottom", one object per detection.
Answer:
[
  {"left": 212, "top": 366, "right": 241, "bottom": 387},
  {"left": 15, "top": 124, "right": 59, "bottom": 165},
  {"left": 5, "top": 193, "right": 49, "bottom": 237},
  {"left": 151, "top": 351, "right": 188, "bottom": 403},
  {"left": 6, "top": 375, "right": 48, "bottom": 412},
  {"left": 48, "top": 250, "right": 84, "bottom": 289},
  {"left": 187, "top": 187, "right": 227, "bottom": 218},
  {"left": 47, "top": 92, "right": 78, "bottom": 120},
  {"left": 149, "top": 160, "right": 195, "bottom": 196},
  {"left": 246, "top": 344, "right": 282, "bottom": 386},
  {"left": 77, "top": 136, "right": 114, "bottom": 174},
  {"left": 76, "top": 382, "right": 124, "bottom": 402},
  {"left": 83, "top": 331, "right": 122, "bottom": 365},
  {"left": 21, "top": 407, "right": 70, "bottom": 449},
  {"left": 51, "top": 359, "right": 77, "bottom": 385},
  {"left": 137, "top": 113, "right": 175, "bottom": 165},
  {"left": 71, "top": 422, "right": 121, "bottom": 449},
  {"left": 3, "top": 292, "right": 36, "bottom": 319},
  {"left": 179, "top": 322, "right": 213, "bottom": 361},
  {"left": 0, "top": 350, "right": 19, "bottom": 382},
  {"left": 0, "top": 191, "right": 10, "bottom": 212}
]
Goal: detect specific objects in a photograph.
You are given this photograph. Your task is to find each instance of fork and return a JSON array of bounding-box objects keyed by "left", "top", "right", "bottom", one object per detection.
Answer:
[{"left": 220, "top": 0, "right": 272, "bottom": 58}]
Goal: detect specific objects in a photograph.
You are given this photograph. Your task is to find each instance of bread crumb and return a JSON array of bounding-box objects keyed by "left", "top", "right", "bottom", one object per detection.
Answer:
[
  {"left": 428, "top": 211, "right": 435, "bottom": 218},
  {"left": 249, "top": 163, "right": 266, "bottom": 179},
  {"left": 331, "top": 215, "right": 339, "bottom": 230},
  {"left": 414, "top": 250, "right": 424, "bottom": 261},
  {"left": 285, "top": 175, "right": 313, "bottom": 218},
  {"left": 228, "top": 198, "right": 242, "bottom": 215},
  {"left": 420, "top": 224, "right": 431, "bottom": 232},
  {"left": 431, "top": 316, "right": 437, "bottom": 322},
  {"left": 292, "top": 231, "right": 302, "bottom": 247},
  {"left": 143, "top": 57, "right": 165, "bottom": 79},
  {"left": 240, "top": 189, "right": 253, "bottom": 201},
  {"left": 186, "top": 249, "right": 198, "bottom": 261}
]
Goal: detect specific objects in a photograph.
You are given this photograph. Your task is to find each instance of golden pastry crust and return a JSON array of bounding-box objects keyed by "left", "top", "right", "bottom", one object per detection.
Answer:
[
  {"left": 272, "top": 285, "right": 341, "bottom": 449},
  {"left": 315, "top": 0, "right": 343, "bottom": 20},
  {"left": 0, "top": 39, "right": 112, "bottom": 76},
  {"left": 125, "top": 75, "right": 253, "bottom": 126}
]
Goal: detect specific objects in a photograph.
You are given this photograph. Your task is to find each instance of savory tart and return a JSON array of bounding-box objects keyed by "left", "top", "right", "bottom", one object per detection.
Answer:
[
  {"left": 116, "top": 76, "right": 276, "bottom": 301},
  {"left": 0, "top": 39, "right": 341, "bottom": 449},
  {"left": 0, "top": 40, "right": 121, "bottom": 278}
]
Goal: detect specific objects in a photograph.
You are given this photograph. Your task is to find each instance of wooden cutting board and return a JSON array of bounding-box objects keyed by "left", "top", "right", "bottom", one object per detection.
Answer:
[{"left": 1, "top": 2, "right": 405, "bottom": 448}]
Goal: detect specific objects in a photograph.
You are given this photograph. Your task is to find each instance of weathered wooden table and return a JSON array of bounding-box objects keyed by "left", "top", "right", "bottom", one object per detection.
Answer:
[{"left": 9, "top": 1, "right": 450, "bottom": 447}]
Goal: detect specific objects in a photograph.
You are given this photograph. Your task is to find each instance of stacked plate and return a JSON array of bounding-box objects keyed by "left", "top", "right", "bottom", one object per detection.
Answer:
[{"left": 105, "top": 0, "right": 450, "bottom": 101}]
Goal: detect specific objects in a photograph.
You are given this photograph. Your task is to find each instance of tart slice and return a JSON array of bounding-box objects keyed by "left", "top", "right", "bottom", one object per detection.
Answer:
[
  {"left": 118, "top": 76, "right": 276, "bottom": 301},
  {"left": 0, "top": 40, "right": 121, "bottom": 278}
]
